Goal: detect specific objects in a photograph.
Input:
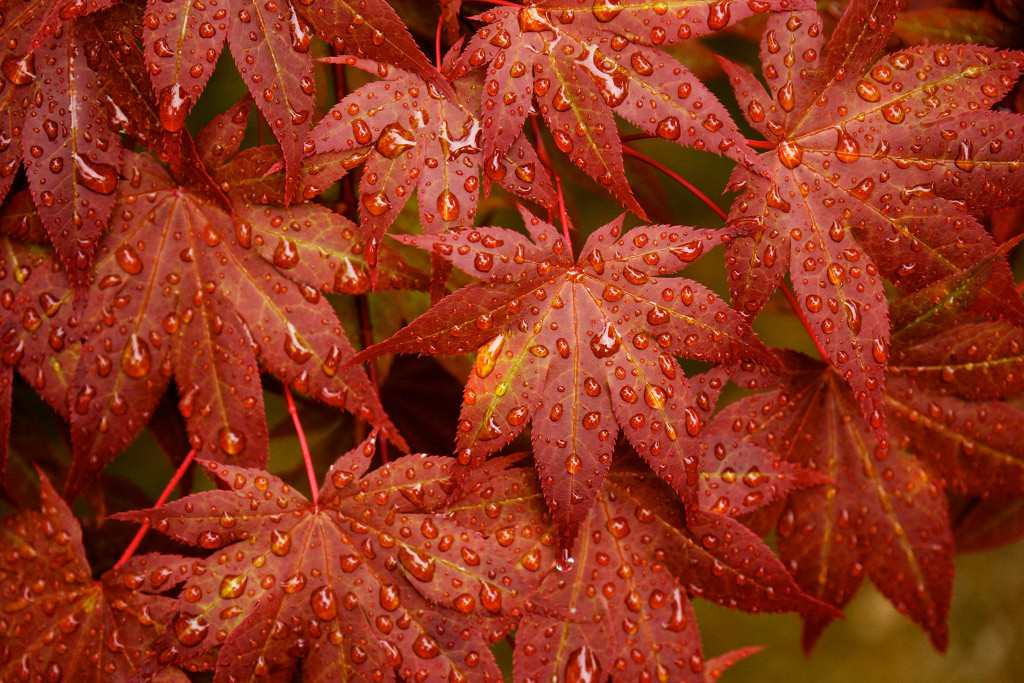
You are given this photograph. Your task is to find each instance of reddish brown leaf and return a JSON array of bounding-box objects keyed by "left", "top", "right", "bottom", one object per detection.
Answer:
[
  {"left": 353, "top": 209, "right": 770, "bottom": 544},
  {"left": 0, "top": 472, "right": 191, "bottom": 682},
  {"left": 0, "top": 151, "right": 402, "bottom": 499},
  {"left": 115, "top": 437, "right": 531, "bottom": 682},
  {"left": 722, "top": 0, "right": 1024, "bottom": 418},
  {"left": 309, "top": 58, "right": 554, "bottom": 268},
  {"left": 22, "top": 18, "right": 122, "bottom": 286},
  {"left": 442, "top": 457, "right": 827, "bottom": 683},
  {"left": 713, "top": 354, "right": 954, "bottom": 650},
  {"left": 454, "top": 1, "right": 782, "bottom": 216},
  {"left": 143, "top": 0, "right": 225, "bottom": 130}
]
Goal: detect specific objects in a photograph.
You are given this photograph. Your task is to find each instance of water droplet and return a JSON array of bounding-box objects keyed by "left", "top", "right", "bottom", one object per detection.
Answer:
[
  {"left": 606, "top": 517, "right": 630, "bottom": 538},
  {"left": 310, "top": 585, "right": 338, "bottom": 621},
  {"left": 777, "top": 81, "right": 795, "bottom": 111},
  {"left": 954, "top": 140, "right": 975, "bottom": 172},
  {"left": 707, "top": 0, "right": 731, "bottom": 29},
  {"left": 219, "top": 575, "right": 247, "bottom": 599},
  {"left": 121, "top": 334, "right": 152, "bottom": 378},
  {"left": 271, "top": 529, "right": 292, "bottom": 555},
  {"left": 74, "top": 154, "right": 118, "bottom": 195},
  {"left": 565, "top": 452, "right": 582, "bottom": 474},
  {"left": 437, "top": 190, "right": 460, "bottom": 222},
  {"left": 473, "top": 336, "right": 508, "bottom": 383},
  {"left": 565, "top": 646, "right": 602, "bottom": 683},
  {"left": 556, "top": 548, "right": 575, "bottom": 572},
  {"left": 592, "top": 0, "right": 623, "bottom": 22},
  {"left": 855, "top": 80, "right": 881, "bottom": 102},
  {"left": 834, "top": 128, "right": 859, "bottom": 163},
  {"left": 412, "top": 633, "right": 440, "bottom": 659},
  {"left": 284, "top": 323, "right": 313, "bottom": 363},
  {"left": 644, "top": 384, "right": 667, "bottom": 409},
  {"left": 272, "top": 237, "right": 300, "bottom": 269},
  {"left": 218, "top": 427, "right": 246, "bottom": 455},
  {"left": 159, "top": 84, "right": 190, "bottom": 132},
  {"left": 173, "top": 612, "right": 209, "bottom": 646},
  {"left": 399, "top": 545, "right": 436, "bottom": 582},
  {"left": 590, "top": 322, "right": 620, "bottom": 358},
  {"left": 362, "top": 191, "right": 391, "bottom": 217},
  {"left": 881, "top": 101, "right": 905, "bottom": 124},
  {"left": 656, "top": 116, "right": 681, "bottom": 140},
  {"left": 777, "top": 140, "right": 802, "bottom": 169},
  {"left": 375, "top": 122, "right": 415, "bottom": 159},
  {"left": 2, "top": 53, "right": 35, "bottom": 85}
]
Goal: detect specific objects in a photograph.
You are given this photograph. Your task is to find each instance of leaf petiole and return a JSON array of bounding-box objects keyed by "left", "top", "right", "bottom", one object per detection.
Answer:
[
  {"left": 284, "top": 385, "right": 319, "bottom": 503},
  {"left": 112, "top": 447, "right": 197, "bottom": 570}
]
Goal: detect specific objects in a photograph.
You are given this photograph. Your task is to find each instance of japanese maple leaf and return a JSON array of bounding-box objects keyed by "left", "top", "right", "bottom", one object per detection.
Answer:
[
  {"left": 714, "top": 352, "right": 955, "bottom": 650},
  {"left": 879, "top": 284, "right": 1024, "bottom": 497},
  {"left": 115, "top": 436, "right": 532, "bottom": 682},
  {"left": 451, "top": 0, "right": 795, "bottom": 215},
  {"left": 0, "top": 472, "right": 192, "bottom": 681},
  {"left": 0, "top": 231, "right": 52, "bottom": 482},
  {"left": 0, "top": 0, "right": 117, "bottom": 55},
  {"left": 16, "top": 16, "right": 123, "bottom": 287},
  {"left": 352, "top": 207, "right": 771, "bottom": 545},
  {"left": 721, "top": 0, "right": 1024, "bottom": 418},
  {"left": 0, "top": 150, "right": 404, "bottom": 500},
  {"left": 141, "top": 0, "right": 434, "bottom": 200},
  {"left": 437, "top": 456, "right": 832, "bottom": 683},
  {"left": 308, "top": 57, "right": 554, "bottom": 267}
]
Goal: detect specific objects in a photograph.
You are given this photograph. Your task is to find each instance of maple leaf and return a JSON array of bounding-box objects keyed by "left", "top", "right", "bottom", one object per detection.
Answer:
[
  {"left": 714, "top": 352, "right": 955, "bottom": 650},
  {"left": 115, "top": 436, "right": 532, "bottom": 682},
  {"left": 0, "top": 230, "right": 68, "bottom": 485},
  {"left": 0, "top": 471, "right": 192, "bottom": 681},
  {"left": 352, "top": 208, "right": 771, "bottom": 545},
  {"left": 879, "top": 285, "right": 1024, "bottom": 497},
  {"left": 438, "top": 456, "right": 831, "bottom": 683},
  {"left": 17, "top": 16, "right": 122, "bottom": 287},
  {"left": 141, "top": 0, "right": 435, "bottom": 199},
  {"left": 0, "top": 150, "right": 404, "bottom": 499},
  {"left": 308, "top": 57, "right": 554, "bottom": 267},
  {"left": 721, "top": 0, "right": 1024, "bottom": 418},
  {"left": 0, "top": 0, "right": 116, "bottom": 55},
  {"left": 451, "top": 0, "right": 793, "bottom": 216}
]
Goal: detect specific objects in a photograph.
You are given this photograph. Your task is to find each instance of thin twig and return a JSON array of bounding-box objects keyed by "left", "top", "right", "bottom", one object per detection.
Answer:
[
  {"left": 284, "top": 385, "right": 319, "bottom": 503},
  {"left": 621, "top": 146, "right": 728, "bottom": 222},
  {"left": 746, "top": 139, "right": 776, "bottom": 150},
  {"left": 435, "top": 9, "right": 444, "bottom": 72},
  {"left": 113, "top": 448, "right": 197, "bottom": 570}
]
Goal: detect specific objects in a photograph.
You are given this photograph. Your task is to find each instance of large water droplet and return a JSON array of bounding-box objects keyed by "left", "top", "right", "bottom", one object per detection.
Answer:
[
  {"left": 219, "top": 427, "right": 246, "bottom": 455},
  {"left": 565, "top": 646, "right": 602, "bottom": 683},
  {"left": 121, "top": 334, "right": 152, "bottom": 378},
  {"left": 310, "top": 585, "right": 338, "bottom": 621}
]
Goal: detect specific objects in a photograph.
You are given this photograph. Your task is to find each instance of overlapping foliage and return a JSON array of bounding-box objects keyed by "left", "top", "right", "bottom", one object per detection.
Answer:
[{"left": 1, "top": 0, "right": 1024, "bottom": 680}]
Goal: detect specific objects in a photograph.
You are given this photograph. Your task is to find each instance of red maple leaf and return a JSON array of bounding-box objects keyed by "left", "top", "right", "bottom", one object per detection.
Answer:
[
  {"left": 20, "top": 17, "right": 122, "bottom": 286},
  {"left": 438, "top": 455, "right": 832, "bottom": 682},
  {"left": 721, "top": 0, "right": 1024, "bottom": 419},
  {"left": 115, "top": 435, "right": 533, "bottom": 682},
  {"left": 0, "top": 472, "right": 193, "bottom": 681},
  {"left": 451, "top": 0, "right": 798, "bottom": 215},
  {"left": 141, "top": 0, "right": 437, "bottom": 199},
  {"left": 308, "top": 57, "right": 555, "bottom": 268},
  {"left": 715, "top": 352, "right": 955, "bottom": 650},
  {"left": 0, "top": 148, "right": 406, "bottom": 499},
  {"left": 353, "top": 208, "right": 771, "bottom": 545}
]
